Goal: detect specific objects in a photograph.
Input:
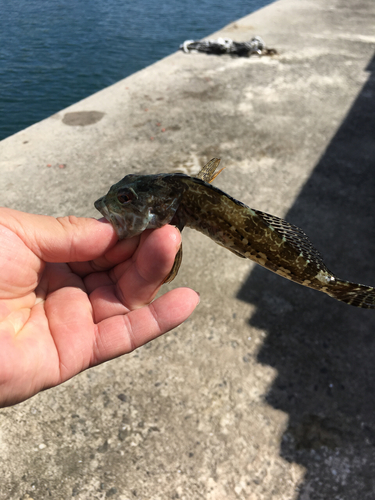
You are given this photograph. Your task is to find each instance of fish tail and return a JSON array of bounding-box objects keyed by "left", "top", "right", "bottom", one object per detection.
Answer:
[{"left": 326, "top": 279, "right": 375, "bottom": 309}]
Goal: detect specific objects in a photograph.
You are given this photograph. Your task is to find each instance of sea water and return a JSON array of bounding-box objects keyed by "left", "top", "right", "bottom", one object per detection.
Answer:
[{"left": 0, "top": 0, "right": 272, "bottom": 140}]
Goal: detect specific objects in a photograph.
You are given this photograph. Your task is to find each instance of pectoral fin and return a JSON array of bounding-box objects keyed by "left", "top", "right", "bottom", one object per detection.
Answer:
[{"left": 163, "top": 244, "right": 183, "bottom": 283}]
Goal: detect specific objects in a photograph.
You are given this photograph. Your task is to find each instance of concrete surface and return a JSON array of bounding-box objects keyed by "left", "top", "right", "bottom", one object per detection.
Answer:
[{"left": 1, "top": 0, "right": 375, "bottom": 498}]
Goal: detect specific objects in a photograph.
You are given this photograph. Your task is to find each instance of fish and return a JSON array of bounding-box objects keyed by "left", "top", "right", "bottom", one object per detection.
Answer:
[{"left": 95, "top": 158, "right": 375, "bottom": 309}]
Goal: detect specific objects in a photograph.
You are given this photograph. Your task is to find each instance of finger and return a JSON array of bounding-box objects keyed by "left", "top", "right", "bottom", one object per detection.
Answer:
[
  {"left": 69, "top": 236, "right": 140, "bottom": 277},
  {"left": 112, "top": 225, "right": 181, "bottom": 310},
  {"left": 0, "top": 208, "right": 119, "bottom": 263},
  {"left": 87, "top": 226, "right": 181, "bottom": 321},
  {"left": 83, "top": 229, "right": 160, "bottom": 294},
  {"left": 88, "top": 283, "right": 129, "bottom": 324},
  {"left": 90, "top": 287, "right": 200, "bottom": 365},
  {"left": 0, "top": 222, "right": 43, "bottom": 299}
]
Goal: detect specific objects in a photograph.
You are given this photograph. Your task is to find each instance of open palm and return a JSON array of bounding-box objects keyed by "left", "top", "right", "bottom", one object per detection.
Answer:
[{"left": 0, "top": 208, "right": 199, "bottom": 407}]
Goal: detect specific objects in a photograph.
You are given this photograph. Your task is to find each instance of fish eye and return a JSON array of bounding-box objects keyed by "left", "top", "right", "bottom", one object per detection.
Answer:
[{"left": 117, "top": 188, "right": 135, "bottom": 204}]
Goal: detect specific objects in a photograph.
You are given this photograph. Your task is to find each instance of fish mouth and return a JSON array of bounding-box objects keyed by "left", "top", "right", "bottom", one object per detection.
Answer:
[
  {"left": 94, "top": 196, "right": 111, "bottom": 221},
  {"left": 94, "top": 196, "right": 128, "bottom": 239}
]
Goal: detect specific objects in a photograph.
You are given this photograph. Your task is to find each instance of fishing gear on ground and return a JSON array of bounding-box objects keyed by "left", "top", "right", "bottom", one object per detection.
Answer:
[{"left": 179, "top": 36, "right": 277, "bottom": 57}]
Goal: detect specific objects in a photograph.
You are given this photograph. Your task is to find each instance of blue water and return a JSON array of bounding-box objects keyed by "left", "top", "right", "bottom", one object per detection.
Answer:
[{"left": 0, "top": 0, "right": 272, "bottom": 141}]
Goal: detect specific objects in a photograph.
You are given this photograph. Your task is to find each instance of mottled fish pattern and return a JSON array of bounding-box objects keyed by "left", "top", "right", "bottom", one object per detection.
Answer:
[{"left": 95, "top": 159, "right": 375, "bottom": 308}]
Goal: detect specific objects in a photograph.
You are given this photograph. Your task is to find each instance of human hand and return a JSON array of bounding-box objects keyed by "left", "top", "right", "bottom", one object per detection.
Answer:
[{"left": 0, "top": 208, "right": 199, "bottom": 408}]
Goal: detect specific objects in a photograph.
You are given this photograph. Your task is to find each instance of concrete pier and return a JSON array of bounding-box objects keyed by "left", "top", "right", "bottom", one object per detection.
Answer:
[{"left": 1, "top": 0, "right": 375, "bottom": 498}]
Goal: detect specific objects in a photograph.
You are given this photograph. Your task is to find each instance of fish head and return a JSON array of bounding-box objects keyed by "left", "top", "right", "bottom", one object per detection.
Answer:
[{"left": 94, "top": 173, "right": 183, "bottom": 239}]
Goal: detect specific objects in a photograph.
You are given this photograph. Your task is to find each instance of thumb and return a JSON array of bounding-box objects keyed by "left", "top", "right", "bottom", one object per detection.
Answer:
[{"left": 0, "top": 208, "right": 118, "bottom": 263}]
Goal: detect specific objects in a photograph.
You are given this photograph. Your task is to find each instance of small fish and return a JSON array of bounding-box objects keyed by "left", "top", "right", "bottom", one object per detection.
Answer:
[{"left": 95, "top": 159, "right": 375, "bottom": 309}]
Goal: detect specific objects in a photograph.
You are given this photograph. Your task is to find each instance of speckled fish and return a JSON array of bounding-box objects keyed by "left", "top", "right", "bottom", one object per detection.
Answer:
[{"left": 95, "top": 158, "right": 375, "bottom": 309}]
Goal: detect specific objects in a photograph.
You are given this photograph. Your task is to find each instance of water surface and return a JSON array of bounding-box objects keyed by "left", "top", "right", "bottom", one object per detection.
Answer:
[{"left": 0, "top": 0, "right": 273, "bottom": 140}]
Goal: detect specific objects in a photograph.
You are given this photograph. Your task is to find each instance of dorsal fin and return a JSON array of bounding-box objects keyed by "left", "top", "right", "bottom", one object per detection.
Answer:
[
  {"left": 255, "top": 209, "right": 330, "bottom": 272},
  {"left": 196, "top": 158, "right": 225, "bottom": 183}
]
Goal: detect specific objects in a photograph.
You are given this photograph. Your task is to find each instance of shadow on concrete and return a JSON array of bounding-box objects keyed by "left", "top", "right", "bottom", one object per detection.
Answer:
[{"left": 237, "top": 53, "right": 375, "bottom": 498}]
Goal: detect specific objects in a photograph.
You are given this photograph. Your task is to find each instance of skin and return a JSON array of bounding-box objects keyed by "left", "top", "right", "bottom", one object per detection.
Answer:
[{"left": 0, "top": 207, "right": 199, "bottom": 408}]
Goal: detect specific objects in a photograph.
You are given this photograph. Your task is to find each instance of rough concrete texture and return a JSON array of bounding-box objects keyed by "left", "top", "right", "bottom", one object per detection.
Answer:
[{"left": 1, "top": 0, "right": 375, "bottom": 498}]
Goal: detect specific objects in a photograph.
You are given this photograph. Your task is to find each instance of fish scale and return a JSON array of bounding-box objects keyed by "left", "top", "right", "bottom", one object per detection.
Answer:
[{"left": 95, "top": 159, "right": 375, "bottom": 309}]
